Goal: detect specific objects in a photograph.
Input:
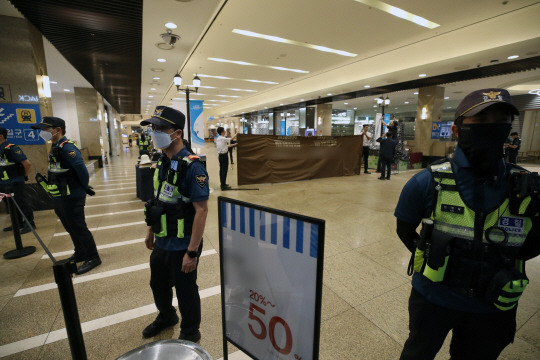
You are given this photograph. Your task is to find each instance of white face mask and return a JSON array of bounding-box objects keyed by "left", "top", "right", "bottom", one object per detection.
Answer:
[
  {"left": 151, "top": 130, "right": 177, "bottom": 149},
  {"left": 39, "top": 130, "right": 53, "bottom": 142}
]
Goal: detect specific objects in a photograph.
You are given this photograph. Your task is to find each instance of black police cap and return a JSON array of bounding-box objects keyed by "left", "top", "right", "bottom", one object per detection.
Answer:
[
  {"left": 455, "top": 88, "right": 519, "bottom": 120},
  {"left": 31, "top": 117, "right": 66, "bottom": 130},
  {"left": 140, "top": 106, "right": 185, "bottom": 129}
]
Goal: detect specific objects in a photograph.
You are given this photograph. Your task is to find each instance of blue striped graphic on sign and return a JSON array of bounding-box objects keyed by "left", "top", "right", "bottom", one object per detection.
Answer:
[
  {"left": 283, "top": 217, "right": 290, "bottom": 249},
  {"left": 271, "top": 214, "right": 277, "bottom": 245},
  {"left": 221, "top": 203, "right": 318, "bottom": 258},
  {"left": 231, "top": 204, "right": 236, "bottom": 231}
]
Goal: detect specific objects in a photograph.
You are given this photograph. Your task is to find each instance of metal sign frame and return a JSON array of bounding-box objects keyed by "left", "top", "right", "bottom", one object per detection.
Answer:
[{"left": 218, "top": 196, "right": 325, "bottom": 360}]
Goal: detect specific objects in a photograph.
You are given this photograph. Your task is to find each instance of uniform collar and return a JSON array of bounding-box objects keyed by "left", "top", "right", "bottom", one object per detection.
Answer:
[
  {"left": 54, "top": 136, "right": 68, "bottom": 146},
  {"left": 452, "top": 145, "right": 507, "bottom": 179},
  {"left": 174, "top": 146, "right": 190, "bottom": 160}
]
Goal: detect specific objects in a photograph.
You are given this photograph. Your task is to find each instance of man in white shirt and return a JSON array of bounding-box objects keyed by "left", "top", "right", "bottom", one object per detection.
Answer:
[
  {"left": 215, "top": 127, "right": 237, "bottom": 190},
  {"left": 361, "top": 124, "right": 372, "bottom": 174}
]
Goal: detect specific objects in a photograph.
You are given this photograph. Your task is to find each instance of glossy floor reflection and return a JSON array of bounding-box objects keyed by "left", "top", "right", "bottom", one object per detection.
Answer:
[{"left": 0, "top": 143, "right": 539, "bottom": 359}]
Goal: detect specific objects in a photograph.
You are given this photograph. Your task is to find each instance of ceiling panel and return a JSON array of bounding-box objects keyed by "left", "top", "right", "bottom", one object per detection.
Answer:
[{"left": 8, "top": 0, "right": 142, "bottom": 114}]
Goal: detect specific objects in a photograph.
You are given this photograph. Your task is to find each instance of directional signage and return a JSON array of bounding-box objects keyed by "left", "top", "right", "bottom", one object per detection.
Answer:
[{"left": 0, "top": 103, "right": 44, "bottom": 145}]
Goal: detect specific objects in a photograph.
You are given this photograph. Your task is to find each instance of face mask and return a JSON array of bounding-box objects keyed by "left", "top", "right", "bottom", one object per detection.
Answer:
[
  {"left": 151, "top": 130, "right": 177, "bottom": 149},
  {"left": 39, "top": 130, "right": 53, "bottom": 142},
  {"left": 457, "top": 123, "right": 511, "bottom": 177}
]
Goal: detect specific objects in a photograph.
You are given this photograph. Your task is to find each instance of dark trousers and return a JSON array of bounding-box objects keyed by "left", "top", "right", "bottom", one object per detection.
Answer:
[
  {"left": 508, "top": 151, "right": 518, "bottom": 165},
  {"left": 0, "top": 182, "right": 34, "bottom": 225},
  {"left": 362, "top": 146, "right": 370, "bottom": 172},
  {"left": 228, "top": 147, "right": 234, "bottom": 163},
  {"left": 149, "top": 244, "right": 202, "bottom": 334},
  {"left": 219, "top": 152, "right": 229, "bottom": 188},
  {"left": 53, "top": 196, "right": 99, "bottom": 261},
  {"left": 400, "top": 289, "right": 517, "bottom": 360},
  {"left": 380, "top": 158, "right": 392, "bottom": 179}
]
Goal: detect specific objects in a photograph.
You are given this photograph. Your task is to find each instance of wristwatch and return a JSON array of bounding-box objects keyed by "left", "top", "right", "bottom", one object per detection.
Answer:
[{"left": 187, "top": 250, "right": 198, "bottom": 258}]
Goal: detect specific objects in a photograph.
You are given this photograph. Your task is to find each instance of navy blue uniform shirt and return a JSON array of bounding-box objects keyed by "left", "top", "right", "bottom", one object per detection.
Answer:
[
  {"left": 52, "top": 136, "right": 89, "bottom": 198},
  {"left": 377, "top": 137, "right": 397, "bottom": 161},
  {"left": 155, "top": 147, "right": 210, "bottom": 251},
  {"left": 0, "top": 142, "right": 27, "bottom": 184},
  {"left": 394, "top": 146, "right": 511, "bottom": 313}
]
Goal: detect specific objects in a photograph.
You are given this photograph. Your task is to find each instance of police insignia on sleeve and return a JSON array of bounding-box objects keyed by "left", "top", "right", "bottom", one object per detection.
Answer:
[
  {"left": 15, "top": 150, "right": 21, "bottom": 154},
  {"left": 196, "top": 174, "right": 207, "bottom": 188},
  {"left": 68, "top": 151, "right": 76, "bottom": 158}
]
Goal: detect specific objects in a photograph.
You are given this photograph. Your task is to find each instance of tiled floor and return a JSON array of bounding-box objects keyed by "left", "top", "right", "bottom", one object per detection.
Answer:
[{"left": 0, "top": 143, "right": 539, "bottom": 359}]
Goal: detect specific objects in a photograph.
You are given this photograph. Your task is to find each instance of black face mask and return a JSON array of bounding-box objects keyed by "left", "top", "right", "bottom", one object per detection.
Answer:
[{"left": 457, "top": 123, "right": 511, "bottom": 177}]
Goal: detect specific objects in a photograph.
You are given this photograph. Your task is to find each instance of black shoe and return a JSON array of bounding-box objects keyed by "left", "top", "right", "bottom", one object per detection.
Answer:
[
  {"left": 66, "top": 254, "right": 84, "bottom": 263},
  {"left": 364, "top": 171, "right": 371, "bottom": 174},
  {"left": 221, "top": 185, "right": 232, "bottom": 190},
  {"left": 76, "top": 258, "right": 102, "bottom": 275},
  {"left": 179, "top": 330, "right": 201, "bottom": 343},
  {"left": 386, "top": 177, "right": 390, "bottom": 180},
  {"left": 378, "top": 177, "right": 385, "bottom": 180},
  {"left": 20, "top": 225, "right": 32, "bottom": 234},
  {"left": 3, "top": 225, "right": 13, "bottom": 232},
  {"left": 143, "top": 315, "right": 179, "bottom": 338}
]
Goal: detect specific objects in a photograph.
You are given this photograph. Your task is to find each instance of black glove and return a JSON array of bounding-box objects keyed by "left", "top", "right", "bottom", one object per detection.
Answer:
[{"left": 86, "top": 186, "right": 95, "bottom": 196}]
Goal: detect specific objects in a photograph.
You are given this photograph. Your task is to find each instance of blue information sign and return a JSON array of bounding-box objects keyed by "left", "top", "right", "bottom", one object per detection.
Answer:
[
  {"left": 431, "top": 121, "right": 441, "bottom": 139},
  {"left": 0, "top": 103, "right": 44, "bottom": 145}
]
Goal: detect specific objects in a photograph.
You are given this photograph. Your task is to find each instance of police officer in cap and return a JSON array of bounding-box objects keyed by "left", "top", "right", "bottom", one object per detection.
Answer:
[
  {"left": 138, "top": 133, "right": 151, "bottom": 157},
  {"left": 140, "top": 106, "right": 209, "bottom": 342},
  {"left": 395, "top": 89, "right": 540, "bottom": 359},
  {"left": 31, "top": 117, "right": 101, "bottom": 275},
  {"left": 0, "top": 127, "right": 35, "bottom": 234}
]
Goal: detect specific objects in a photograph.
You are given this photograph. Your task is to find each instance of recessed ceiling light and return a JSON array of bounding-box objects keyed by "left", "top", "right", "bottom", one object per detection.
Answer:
[
  {"left": 157, "top": 58, "right": 166, "bottom": 62},
  {"left": 148, "top": 95, "right": 154, "bottom": 98},
  {"left": 364, "top": 85, "right": 370, "bottom": 88},
  {"left": 280, "top": 104, "right": 284, "bottom": 106},
  {"left": 197, "top": 74, "right": 278, "bottom": 84},
  {"left": 419, "top": 74, "right": 427, "bottom": 77},
  {"left": 151, "top": 68, "right": 164, "bottom": 72},
  {"left": 165, "top": 22, "right": 177, "bottom": 29},
  {"left": 414, "top": 92, "right": 419, "bottom": 95},
  {"left": 50, "top": 81, "right": 58, "bottom": 84},
  {"left": 373, "top": 105, "right": 377, "bottom": 107},
  {"left": 354, "top": 108, "right": 357, "bottom": 110},
  {"left": 507, "top": 55, "right": 519, "bottom": 59},
  {"left": 344, "top": 103, "right": 348, "bottom": 105},
  {"left": 353, "top": 0, "right": 439, "bottom": 29},
  {"left": 153, "top": 77, "right": 160, "bottom": 80},
  {"left": 327, "top": 93, "right": 332, "bottom": 96},
  {"left": 63, "top": 89, "right": 70, "bottom": 92},
  {"left": 232, "top": 29, "right": 357, "bottom": 57},
  {"left": 208, "top": 58, "right": 308, "bottom": 73},
  {"left": 444, "top": 97, "right": 449, "bottom": 99},
  {"left": 300, "top": 99, "right": 304, "bottom": 101},
  {"left": 404, "top": 101, "right": 409, "bottom": 104},
  {"left": 150, "top": 88, "right": 156, "bottom": 91}
]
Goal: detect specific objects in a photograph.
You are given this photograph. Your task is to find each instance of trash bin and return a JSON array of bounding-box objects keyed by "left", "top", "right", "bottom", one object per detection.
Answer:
[{"left": 116, "top": 339, "right": 212, "bottom": 360}]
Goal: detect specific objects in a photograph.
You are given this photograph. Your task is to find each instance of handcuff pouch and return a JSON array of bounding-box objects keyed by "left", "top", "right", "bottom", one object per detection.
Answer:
[{"left": 485, "top": 267, "right": 528, "bottom": 311}]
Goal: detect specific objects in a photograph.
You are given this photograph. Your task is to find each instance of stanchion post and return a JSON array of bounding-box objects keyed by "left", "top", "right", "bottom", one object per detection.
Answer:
[
  {"left": 53, "top": 259, "right": 87, "bottom": 360},
  {"left": 3, "top": 195, "right": 36, "bottom": 259}
]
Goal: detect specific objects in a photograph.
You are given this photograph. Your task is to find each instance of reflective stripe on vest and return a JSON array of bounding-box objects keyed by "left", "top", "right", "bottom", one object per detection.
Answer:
[{"left": 153, "top": 156, "right": 193, "bottom": 204}]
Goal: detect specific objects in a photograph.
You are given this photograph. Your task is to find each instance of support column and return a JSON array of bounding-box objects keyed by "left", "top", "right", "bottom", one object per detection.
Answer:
[
  {"left": 74, "top": 87, "right": 100, "bottom": 160},
  {"left": 316, "top": 104, "right": 332, "bottom": 136},
  {"left": 413, "top": 86, "right": 446, "bottom": 158}
]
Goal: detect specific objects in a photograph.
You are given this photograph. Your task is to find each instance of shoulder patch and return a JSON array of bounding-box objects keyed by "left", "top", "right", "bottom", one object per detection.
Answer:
[
  {"left": 195, "top": 174, "right": 207, "bottom": 188},
  {"left": 68, "top": 150, "right": 76, "bottom": 158},
  {"left": 15, "top": 150, "right": 21, "bottom": 154}
]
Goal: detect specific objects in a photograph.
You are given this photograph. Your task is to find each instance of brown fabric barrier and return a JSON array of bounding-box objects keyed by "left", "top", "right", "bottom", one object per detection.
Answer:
[{"left": 237, "top": 135, "right": 363, "bottom": 185}]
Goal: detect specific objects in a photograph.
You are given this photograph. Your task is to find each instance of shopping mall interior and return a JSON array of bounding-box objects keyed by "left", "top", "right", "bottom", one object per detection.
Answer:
[{"left": 0, "top": 0, "right": 539, "bottom": 359}]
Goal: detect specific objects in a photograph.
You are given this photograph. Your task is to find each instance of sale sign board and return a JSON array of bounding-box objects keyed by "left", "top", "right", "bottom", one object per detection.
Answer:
[{"left": 219, "top": 197, "right": 325, "bottom": 360}]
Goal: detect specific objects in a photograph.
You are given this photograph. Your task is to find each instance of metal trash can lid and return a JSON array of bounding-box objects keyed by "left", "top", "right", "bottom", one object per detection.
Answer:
[{"left": 116, "top": 339, "right": 213, "bottom": 360}]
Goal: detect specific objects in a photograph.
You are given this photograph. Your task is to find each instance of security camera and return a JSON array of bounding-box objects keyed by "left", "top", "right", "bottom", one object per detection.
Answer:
[{"left": 161, "top": 29, "right": 180, "bottom": 46}]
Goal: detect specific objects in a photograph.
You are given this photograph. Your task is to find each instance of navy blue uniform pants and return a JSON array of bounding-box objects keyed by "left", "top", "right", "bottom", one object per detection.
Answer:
[
  {"left": 0, "top": 182, "right": 34, "bottom": 225},
  {"left": 400, "top": 288, "right": 517, "bottom": 360},
  {"left": 53, "top": 196, "right": 99, "bottom": 261},
  {"left": 380, "top": 158, "right": 392, "bottom": 179},
  {"left": 149, "top": 244, "right": 202, "bottom": 335}
]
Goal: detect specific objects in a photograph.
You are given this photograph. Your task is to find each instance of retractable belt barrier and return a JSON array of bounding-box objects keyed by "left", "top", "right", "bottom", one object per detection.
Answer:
[{"left": 0, "top": 192, "right": 88, "bottom": 360}]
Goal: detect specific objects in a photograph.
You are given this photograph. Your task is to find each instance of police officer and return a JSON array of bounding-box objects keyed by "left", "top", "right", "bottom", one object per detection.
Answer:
[
  {"left": 140, "top": 106, "right": 209, "bottom": 343},
  {"left": 0, "top": 127, "right": 35, "bottom": 234},
  {"left": 395, "top": 89, "right": 540, "bottom": 359},
  {"left": 31, "top": 117, "right": 101, "bottom": 275},
  {"left": 138, "top": 133, "right": 151, "bottom": 157},
  {"left": 505, "top": 131, "right": 521, "bottom": 164}
]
